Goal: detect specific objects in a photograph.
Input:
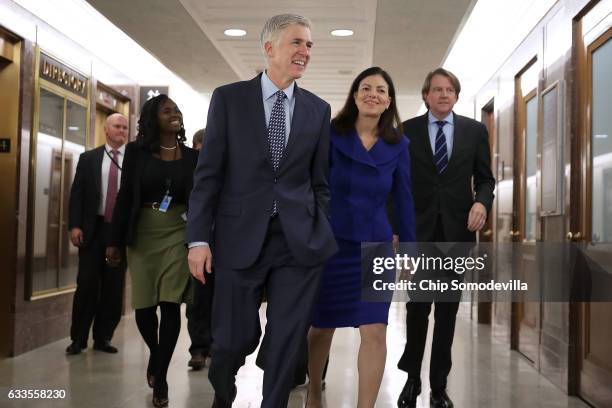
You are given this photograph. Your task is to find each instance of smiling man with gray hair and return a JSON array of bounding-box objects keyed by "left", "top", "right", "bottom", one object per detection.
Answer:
[{"left": 187, "top": 13, "right": 336, "bottom": 407}]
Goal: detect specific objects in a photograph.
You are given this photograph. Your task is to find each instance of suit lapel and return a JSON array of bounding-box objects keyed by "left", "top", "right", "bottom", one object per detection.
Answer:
[
  {"left": 248, "top": 75, "right": 273, "bottom": 170},
  {"left": 332, "top": 129, "right": 377, "bottom": 168},
  {"left": 413, "top": 113, "right": 436, "bottom": 174},
  {"left": 93, "top": 146, "right": 104, "bottom": 194},
  {"left": 446, "top": 112, "right": 465, "bottom": 172},
  {"left": 417, "top": 113, "right": 434, "bottom": 160},
  {"left": 279, "top": 84, "right": 307, "bottom": 170}
]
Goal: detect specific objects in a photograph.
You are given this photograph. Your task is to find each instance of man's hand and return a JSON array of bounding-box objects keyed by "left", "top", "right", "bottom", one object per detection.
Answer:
[
  {"left": 467, "top": 202, "right": 487, "bottom": 232},
  {"left": 105, "top": 246, "right": 121, "bottom": 267},
  {"left": 70, "top": 228, "right": 84, "bottom": 247},
  {"left": 188, "top": 246, "right": 213, "bottom": 284}
]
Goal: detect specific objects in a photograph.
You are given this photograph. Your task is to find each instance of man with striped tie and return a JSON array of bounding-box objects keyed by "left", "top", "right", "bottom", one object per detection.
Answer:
[{"left": 397, "top": 68, "right": 495, "bottom": 408}]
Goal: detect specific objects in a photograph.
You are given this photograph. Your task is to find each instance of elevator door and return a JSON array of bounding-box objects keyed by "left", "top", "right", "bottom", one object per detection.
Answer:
[{"left": 0, "top": 27, "right": 21, "bottom": 358}]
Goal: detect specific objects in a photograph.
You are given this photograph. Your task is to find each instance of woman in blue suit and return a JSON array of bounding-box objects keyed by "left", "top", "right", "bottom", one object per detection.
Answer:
[{"left": 307, "top": 67, "right": 416, "bottom": 407}]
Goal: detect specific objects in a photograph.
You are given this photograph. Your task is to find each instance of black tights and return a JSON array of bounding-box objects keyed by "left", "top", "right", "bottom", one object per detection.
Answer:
[{"left": 135, "top": 302, "right": 181, "bottom": 396}]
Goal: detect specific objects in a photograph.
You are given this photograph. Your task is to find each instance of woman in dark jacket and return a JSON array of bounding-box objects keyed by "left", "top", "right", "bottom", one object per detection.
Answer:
[{"left": 106, "top": 94, "right": 198, "bottom": 407}]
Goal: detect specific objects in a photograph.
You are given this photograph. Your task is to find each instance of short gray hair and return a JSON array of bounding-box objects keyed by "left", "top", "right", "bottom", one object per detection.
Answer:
[{"left": 260, "top": 14, "right": 312, "bottom": 56}]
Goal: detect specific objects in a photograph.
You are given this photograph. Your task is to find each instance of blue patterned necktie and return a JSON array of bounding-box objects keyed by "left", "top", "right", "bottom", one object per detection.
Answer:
[
  {"left": 434, "top": 120, "right": 448, "bottom": 174},
  {"left": 268, "top": 90, "right": 286, "bottom": 216}
]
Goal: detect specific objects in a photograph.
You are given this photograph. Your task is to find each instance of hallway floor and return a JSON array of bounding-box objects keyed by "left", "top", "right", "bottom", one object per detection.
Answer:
[{"left": 0, "top": 303, "right": 589, "bottom": 407}]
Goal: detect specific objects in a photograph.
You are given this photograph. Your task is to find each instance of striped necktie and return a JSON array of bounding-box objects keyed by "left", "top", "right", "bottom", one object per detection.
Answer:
[
  {"left": 434, "top": 120, "right": 448, "bottom": 174},
  {"left": 268, "top": 90, "right": 286, "bottom": 216}
]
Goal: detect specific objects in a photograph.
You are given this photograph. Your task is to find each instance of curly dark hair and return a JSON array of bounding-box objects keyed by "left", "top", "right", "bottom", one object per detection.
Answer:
[
  {"left": 136, "top": 94, "right": 186, "bottom": 152},
  {"left": 331, "top": 67, "right": 402, "bottom": 143}
]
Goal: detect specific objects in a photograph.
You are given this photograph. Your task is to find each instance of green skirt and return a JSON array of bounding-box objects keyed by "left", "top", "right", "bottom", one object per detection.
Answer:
[{"left": 127, "top": 205, "right": 192, "bottom": 309}]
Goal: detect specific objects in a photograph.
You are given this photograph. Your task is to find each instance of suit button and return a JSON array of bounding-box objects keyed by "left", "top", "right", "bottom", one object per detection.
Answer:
[{"left": 274, "top": 178, "right": 278, "bottom": 183}]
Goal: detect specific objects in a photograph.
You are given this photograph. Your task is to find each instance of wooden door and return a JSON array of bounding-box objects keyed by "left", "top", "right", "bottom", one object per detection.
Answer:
[
  {"left": 477, "top": 99, "right": 496, "bottom": 324},
  {"left": 574, "top": 19, "right": 612, "bottom": 406},
  {"left": 512, "top": 60, "right": 542, "bottom": 367}
]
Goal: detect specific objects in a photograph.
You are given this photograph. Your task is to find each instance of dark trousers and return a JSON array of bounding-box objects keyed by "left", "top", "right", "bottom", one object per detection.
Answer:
[
  {"left": 255, "top": 319, "right": 329, "bottom": 385},
  {"left": 398, "top": 301, "right": 459, "bottom": 391},
  {"left": 70, "top": 219, "right": 126, "bottom": 345},
  {"left": 397, "top": 216, "right": 461, "bottom": 392},
  {"left": 186, "top": 274, "right": 214, "bottom": 356},
  {"left": 208, "top": 217, "right": 324, "bottom": 408}
]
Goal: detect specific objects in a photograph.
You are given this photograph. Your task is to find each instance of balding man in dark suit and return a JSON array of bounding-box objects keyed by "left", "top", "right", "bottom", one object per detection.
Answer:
[{"left": 66, "top": 113, "right": 128, "bottom": 355}]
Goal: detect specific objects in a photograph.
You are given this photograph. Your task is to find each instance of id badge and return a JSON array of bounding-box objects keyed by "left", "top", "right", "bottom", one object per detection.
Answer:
[{"left": 159, "top": 193, "right": 172, "bottom": 213}]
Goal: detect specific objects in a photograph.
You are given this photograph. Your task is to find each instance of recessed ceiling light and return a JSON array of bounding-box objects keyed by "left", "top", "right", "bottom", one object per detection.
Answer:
[
  {"left": 331, "top": 29, "right": 354, "bottom": 37},
  {"left": 224, "top": 29, "right": 247, "bottom": 37}
]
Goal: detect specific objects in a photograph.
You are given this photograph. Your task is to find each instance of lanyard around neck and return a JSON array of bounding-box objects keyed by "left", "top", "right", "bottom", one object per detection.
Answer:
[{"left": 105, "top": 148, "right": 123, "bottom": 171}]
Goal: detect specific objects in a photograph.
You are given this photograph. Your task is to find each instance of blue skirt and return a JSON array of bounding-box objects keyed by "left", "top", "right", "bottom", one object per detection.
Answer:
[{"left": 312, "top": 239, "right": 394, "bottom": 328}]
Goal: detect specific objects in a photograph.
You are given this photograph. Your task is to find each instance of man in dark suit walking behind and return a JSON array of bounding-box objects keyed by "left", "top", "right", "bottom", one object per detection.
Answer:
[
  {"left": 397, "top": 68, "right": 495, "bottom": 408},
  {"left": 187, "top": 14, "right": 337, "bottom": 408},
  {"left": 66, "top": 113, "right": 128, "bottom": 355}
]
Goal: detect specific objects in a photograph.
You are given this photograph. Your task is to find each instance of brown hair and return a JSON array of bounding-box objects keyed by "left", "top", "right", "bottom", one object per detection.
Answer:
[
  {"left": 421, "top": 68, "right": 461, "bottom": 107},
  {"left": 332, "top": 66, "right": 402, "bottom": 143}
]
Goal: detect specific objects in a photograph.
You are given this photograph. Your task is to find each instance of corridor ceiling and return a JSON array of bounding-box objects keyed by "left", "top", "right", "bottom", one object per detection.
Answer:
[{"left": 86, "top": 0, "right": 475, "bottom": 116}]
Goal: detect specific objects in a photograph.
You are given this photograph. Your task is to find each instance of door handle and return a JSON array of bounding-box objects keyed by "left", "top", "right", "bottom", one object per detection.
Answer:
[{"left": 566, "top": 231, "right": 583, "bottom": 241}]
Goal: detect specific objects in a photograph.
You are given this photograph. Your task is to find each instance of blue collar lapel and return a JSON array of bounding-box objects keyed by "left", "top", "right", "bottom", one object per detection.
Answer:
[{"left": 331, "top": 129, "right": 377, "bottom": 168}]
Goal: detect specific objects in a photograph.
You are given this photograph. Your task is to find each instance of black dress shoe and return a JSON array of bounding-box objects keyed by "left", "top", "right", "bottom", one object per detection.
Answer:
[
  {"left": 188, "top": 353, "right": 206, "bottom": 371},
  {"left": 430, "top": 390, "right": 454, "bottom": 408},
  {"left": 93, "top": 340, "right": 118, "bottom": 353},
  {"left": 397, "top": 378, "right": 421, "bottom": 408},
  {"left": 65, "top": 342, "right": 83, "bottom": 355},
  {"left": 211, "top": 385, "right": 236, "bottom": 408}
]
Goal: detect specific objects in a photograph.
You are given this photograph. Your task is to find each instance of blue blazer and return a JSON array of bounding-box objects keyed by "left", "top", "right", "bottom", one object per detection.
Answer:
[{"left": 329, "top": 127, "right": 416, "bottom": 243}]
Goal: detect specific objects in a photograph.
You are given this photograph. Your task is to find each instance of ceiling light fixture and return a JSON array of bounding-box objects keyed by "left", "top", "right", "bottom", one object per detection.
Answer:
[
  {"left": 224, "top": 29, "right": 247, "bottom": 37},
  {"left": 331, "top": 29, "right": 354, "bottom": 37}
]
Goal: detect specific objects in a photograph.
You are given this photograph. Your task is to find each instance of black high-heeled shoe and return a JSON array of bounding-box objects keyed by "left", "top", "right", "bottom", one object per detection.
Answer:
[{"left": 152, "top": 381, "right": 168, "bottom": 407}]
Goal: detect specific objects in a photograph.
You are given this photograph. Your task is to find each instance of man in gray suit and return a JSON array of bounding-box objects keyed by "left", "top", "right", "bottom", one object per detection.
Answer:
[{"left": 187, "top": 14, "right": 337, "bottom": 407}]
